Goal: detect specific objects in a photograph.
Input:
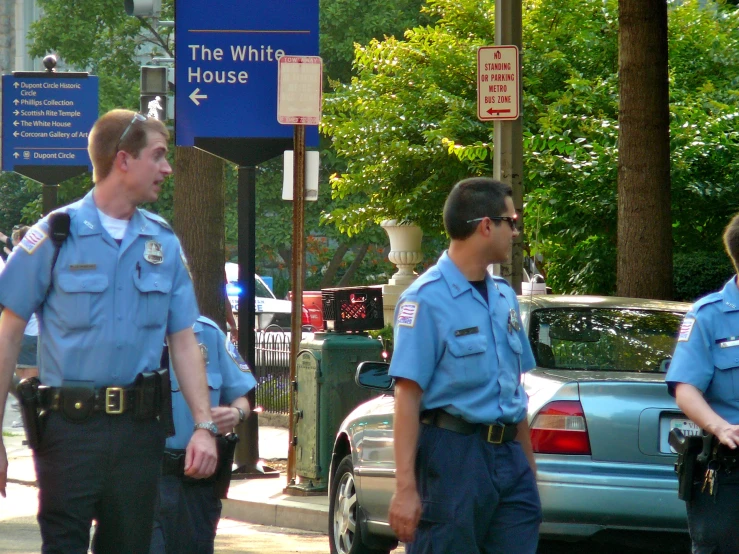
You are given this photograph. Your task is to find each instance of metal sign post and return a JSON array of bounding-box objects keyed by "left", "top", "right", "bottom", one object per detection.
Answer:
[
  {"left": 276, "top": 55, "right": 322, "bottom": 492},
  {"left": 491, "top": 0, "right": 523, "bottom": 293},
  {"left": 174, "top": 0, "right": 319, "bottom": 478}
]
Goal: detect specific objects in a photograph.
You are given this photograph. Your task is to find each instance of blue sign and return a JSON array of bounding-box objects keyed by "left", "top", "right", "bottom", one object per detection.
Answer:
[
  {"left": 1, "top": 74, "right": 98, "bottom": 172},
  {"left": 175, "top": 0, "right": 319, "bottom": 147}
]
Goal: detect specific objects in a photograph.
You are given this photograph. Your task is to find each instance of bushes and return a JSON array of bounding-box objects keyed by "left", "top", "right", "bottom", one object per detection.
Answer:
[{"left": 673, "top": 251, "right": 734, "bottom": 302}]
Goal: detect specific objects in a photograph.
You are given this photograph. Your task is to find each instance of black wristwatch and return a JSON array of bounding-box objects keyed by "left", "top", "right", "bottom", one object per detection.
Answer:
[{"left": 236, "top": 407, "right": 246, "bottom": 423}]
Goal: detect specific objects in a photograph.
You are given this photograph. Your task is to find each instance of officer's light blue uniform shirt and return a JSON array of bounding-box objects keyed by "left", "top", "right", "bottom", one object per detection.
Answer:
[
  {"left": 388, "top": 251, "right": 536, "bottom": 425},
  {"left": 0, "top": 190, "right": 199, "bottom": 387},
  {"left": 167, "top": 316, "right": 257, "bottom": 449},
  {"left": 666, "top": 277, "right": 739, "bottom": 424}
]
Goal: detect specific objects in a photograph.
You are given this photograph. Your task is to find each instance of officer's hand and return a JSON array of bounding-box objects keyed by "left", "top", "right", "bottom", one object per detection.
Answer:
[
  {"left": 0, "top": 440, "right": 8, "bottom": 498},
  {"left": 388, "top": 484, "right": 421, "bottom": 543},
  {"left": 183, "top": 430, "right": 218, "bottom": 479},
  {"left": 229, "top": 327, "right": 238, "bottom": 344},
  {"left": 211, "top": 406, "right": 239, "bottom": 435},
  {"left": 714, "top": 424, "right": 739, "bottom": 449}
]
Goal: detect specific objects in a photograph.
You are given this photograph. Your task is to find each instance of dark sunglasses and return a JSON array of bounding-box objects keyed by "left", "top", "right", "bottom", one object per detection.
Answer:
[
  {"left": 466, "top": 215, "right": 518, "bottom": 231},
  {"left": 116, "top": 113, "right": 147, "bottom": 151}
]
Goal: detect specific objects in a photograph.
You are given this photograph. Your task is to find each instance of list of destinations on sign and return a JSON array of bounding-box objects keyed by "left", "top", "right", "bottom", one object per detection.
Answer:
[{"left": 1, "top": 74, "right": 98, "bottom": 171}]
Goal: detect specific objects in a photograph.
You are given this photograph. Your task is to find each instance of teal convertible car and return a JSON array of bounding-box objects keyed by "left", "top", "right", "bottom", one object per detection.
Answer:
[{"left": 328, "top": 295, "right": 693, "bottom": 554}]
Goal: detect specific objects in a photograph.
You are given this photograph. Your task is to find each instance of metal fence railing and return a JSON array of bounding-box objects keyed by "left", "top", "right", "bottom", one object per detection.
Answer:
[{"left": 253, "top": 327, "right": 291, "bottom": 414}]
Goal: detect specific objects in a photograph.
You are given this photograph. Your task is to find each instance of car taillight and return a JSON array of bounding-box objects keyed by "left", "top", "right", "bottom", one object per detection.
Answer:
[{"left": 530, "top": 400, "right": 591, "bottom": 455}]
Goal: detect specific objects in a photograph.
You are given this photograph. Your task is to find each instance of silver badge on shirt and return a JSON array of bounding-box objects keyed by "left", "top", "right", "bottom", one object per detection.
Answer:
[
  {"left": 508, "top": 309, "right": 520, "bottom": 333},
  {"left": 199, "top": 343, "right": 209, "bottom": 364},
  {"left": 144, "top": 240, "right": 163, "bottom": 264}
]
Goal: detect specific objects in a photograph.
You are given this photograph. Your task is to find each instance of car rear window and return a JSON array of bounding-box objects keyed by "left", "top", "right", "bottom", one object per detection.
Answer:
[{"left": 528, "top": 308, "right": 684, "bottom": 372}]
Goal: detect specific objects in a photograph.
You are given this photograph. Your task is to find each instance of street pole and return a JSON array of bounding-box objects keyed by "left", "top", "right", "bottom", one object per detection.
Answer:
[
  {"left": 286, "top": 125, "right": 306, "bottom": 486},
  {"left": 232, "top": 165, "right": 278, "bottom": 479},
  {"left": 494, "top": 0, "right": 524, "bottom": 294},
  {"left": 42, "top": 184, "right": 58, "bottom": 216}
]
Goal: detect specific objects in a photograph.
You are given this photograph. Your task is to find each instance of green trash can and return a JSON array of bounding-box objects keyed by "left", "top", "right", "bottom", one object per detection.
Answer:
[{"left": 294, "top": 332, "right": 383, "bottom": 487}]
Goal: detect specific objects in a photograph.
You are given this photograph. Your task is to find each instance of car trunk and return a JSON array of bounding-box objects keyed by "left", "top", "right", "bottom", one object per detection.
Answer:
[{"left": 535, "top": 370, "right": 680, "bottom": 466}]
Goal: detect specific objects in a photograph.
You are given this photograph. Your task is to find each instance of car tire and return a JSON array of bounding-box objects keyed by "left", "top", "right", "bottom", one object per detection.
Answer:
[{"left": 329, "top": 455, "right": 389, "bottom": 554}]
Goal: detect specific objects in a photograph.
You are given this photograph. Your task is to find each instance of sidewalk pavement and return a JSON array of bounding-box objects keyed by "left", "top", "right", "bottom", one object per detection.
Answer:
[{"left": 3, "top": 403, "right": 329, "bottom": 534}]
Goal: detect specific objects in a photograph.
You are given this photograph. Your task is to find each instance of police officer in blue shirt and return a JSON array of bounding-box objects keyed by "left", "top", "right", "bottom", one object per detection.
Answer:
[
  {"left": 150, "top": 315, "right": 255, "bottom": 554},
  {"left": 388, "top": 178, "right": 541, "bottom": 553},
  {"left": 666, "top": 214, "right": 739, "bottom": 553},
  {"left": 0, "top": 109, "right": 218, "bottom": 554}
]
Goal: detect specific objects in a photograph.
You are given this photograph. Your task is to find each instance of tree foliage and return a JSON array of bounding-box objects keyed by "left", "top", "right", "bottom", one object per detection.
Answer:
[{"left": 322, "top": 0, "right": 739, "bottom": 295}]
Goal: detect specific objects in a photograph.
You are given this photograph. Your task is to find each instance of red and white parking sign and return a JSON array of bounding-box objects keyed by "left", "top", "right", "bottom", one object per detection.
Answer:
[{"left": 477, "top": 46, "right": 520, "bottom": 121}]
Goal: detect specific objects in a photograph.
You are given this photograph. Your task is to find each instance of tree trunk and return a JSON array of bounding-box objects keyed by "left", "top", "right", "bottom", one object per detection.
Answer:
[
  {"left": 338, "top": 244, "right": 369, "bottom": 287},
  {"left": 617, "top": 0, "right": 672, "bottom": 299},
  {"left": 173, "top": 146, "right": 227, "bottom": 329},
  {"left": 320, "top": 242, "right": 350, "bottom": 288}
]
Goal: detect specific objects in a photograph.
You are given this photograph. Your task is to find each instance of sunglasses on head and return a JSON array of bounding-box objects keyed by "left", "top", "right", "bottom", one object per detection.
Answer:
[{"left": 116, "top": 113, "right": 147, "bottom": 152}]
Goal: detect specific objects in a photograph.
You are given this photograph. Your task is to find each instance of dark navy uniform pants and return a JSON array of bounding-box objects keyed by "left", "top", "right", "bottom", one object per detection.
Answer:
[
  {"left": 34, "top": 411, "right": 165, "bottom": 554},
  {"left": 149, "top": 474, "right": 222, "bottom": 554},
  {"left": 407, "top": 424, "right": 541, "bottom": 554},
  {"left": 687, "top": 469, "right": 739, "bottom": 553}
]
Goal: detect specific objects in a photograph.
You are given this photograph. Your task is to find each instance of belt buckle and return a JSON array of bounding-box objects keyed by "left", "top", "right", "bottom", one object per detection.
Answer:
[
  {"left": 487, "top": 425, "right": 504, "bottom": 444},
  {"left": 105, "top": 387, "right": 125, "bottom": 414}
]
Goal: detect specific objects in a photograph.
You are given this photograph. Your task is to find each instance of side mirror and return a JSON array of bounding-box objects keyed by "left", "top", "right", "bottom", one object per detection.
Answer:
[{"left": 355, "top": 361, "right": 394, "bottom": 391}]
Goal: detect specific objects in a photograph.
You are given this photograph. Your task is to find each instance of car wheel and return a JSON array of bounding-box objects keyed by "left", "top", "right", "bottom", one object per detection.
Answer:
[{"left": 329, "top": 455, "right": 388, "bottom": 554}]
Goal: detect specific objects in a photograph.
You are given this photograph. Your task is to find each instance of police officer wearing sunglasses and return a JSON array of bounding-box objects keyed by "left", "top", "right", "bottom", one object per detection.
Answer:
[
  {"left": 0, "top": 109, "right": 217, "bottom": 553},
  {"left": 388, "top": 177, "right": 541, "bottom": 553}
]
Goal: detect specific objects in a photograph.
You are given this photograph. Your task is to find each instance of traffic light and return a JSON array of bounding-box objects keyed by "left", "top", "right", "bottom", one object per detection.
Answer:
[
  {"left": 124, "top": 0, "right": 162, "bottom": 16},
  {"left": 140, "top": 66, "right": 168, "bottom": 120}
]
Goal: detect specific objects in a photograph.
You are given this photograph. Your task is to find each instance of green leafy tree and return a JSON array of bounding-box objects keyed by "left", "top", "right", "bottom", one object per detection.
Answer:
[{"left": 323, "top": 0, "right": 739, "bottom": 295}]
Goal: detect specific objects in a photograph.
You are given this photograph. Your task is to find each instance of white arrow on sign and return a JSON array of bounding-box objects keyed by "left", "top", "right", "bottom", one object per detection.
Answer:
[
  {"left": 13, "top": 110, "right": 19, "bottom": 116},
  {"left": 189, "top": 88, "right": 208, "bottom": 106},
  {"left": 13, "top": 121, "right": 19, "bottom": 127},
  {"left": 13, "top": 99, "right": 19, "bottom": 105},
  {"left": 13, "top": 82, "right": 19, "bottom": 88},
  {"left": 13, "top": 131, "right": 19, "bottom": 137},
  {"left": 13, "top": 152, "right": 19, "bottom": 158}
]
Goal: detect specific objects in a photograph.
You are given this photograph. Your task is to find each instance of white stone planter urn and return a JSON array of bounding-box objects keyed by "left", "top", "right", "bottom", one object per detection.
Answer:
[{"left": 380, "top": 219, "right": 424, "bottom": 284}]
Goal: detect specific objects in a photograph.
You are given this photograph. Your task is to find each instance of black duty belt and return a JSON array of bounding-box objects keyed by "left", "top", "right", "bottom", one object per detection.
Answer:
[
  {"left": 420, "top": 409, "right": 518, "bottom": 444},
  {"left": 39, "top": 385, "right": 137, "bottom": 415}
]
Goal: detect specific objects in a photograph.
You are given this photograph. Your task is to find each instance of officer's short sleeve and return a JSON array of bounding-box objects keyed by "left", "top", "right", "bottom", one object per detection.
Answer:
[
  {"left": 0, "top": 221, "right": 53, "bottom": 321},
  {"left": 219, "top": 335, "right": 257, "bottom": 404},
  {"left": 167, "top": 241, "right": 199, "bottom": 334},
  {"left": 514, "top": 295, "right": 536, "bottom": 372},
  {"left": 665, "top": 312, "right": 713, "bottom": 396},
  {"left": 388, "top": 293, "right": 439, "bottom": 391}
]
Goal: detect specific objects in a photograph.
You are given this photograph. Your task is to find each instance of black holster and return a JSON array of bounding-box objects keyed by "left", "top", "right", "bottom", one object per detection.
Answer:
[
  {"left": 16, "top": 377, "right": 44, "bottom": 450},
  {"left": 173, "top": 433, "right": 238, "bottom": 498},
  {"left": 213, "top": 433, "right": 239, "bottom": 499},
  {"left": 669, "top": 428, "right": 704, "bottom": 502}
]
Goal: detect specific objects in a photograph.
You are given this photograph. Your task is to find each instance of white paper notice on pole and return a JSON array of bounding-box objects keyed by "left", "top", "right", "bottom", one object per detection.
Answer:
[
  {"left": 277, "top": 56, "right": 323, "bottom": 125},
  {"left": 477, "top": 46, "right": 520, "bottom": 121},
  {"left": 283, "top": 150, "right": 320, "bottom": 201}
]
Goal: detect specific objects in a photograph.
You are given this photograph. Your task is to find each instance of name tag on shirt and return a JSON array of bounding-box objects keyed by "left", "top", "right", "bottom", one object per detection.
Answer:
[
  {"left": 454, "top": 327, "right": 479, "bottom": 337},
  {"left": 717, "top": 338, "right": 739, "bottom": 348}
]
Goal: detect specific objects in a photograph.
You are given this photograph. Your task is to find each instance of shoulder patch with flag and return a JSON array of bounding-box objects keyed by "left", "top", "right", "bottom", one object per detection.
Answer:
[
  {"left": 19, "top": 226, "right": 48, "bottom": 254},
  {"left": 397, "top": 301, "right": 418, "bottom": 327},
  {"left": 678, "top": 317, "right": 695, "bottom": 342}
]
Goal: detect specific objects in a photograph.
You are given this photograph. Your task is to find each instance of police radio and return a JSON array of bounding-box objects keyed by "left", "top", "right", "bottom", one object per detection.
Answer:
[
  {"left": 48, "top": 212, "right": 70, "bottom": 277},
  {"left": 49, "top": 212, "right": 70, "bottom": 248}
]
